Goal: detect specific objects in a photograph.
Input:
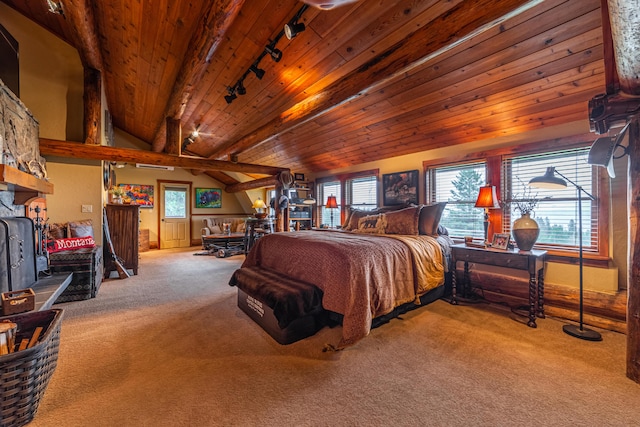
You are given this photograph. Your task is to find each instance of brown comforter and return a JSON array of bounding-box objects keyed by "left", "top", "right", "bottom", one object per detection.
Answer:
[{"left": 242, "top": 230, "right": 450, "bottom": 349}]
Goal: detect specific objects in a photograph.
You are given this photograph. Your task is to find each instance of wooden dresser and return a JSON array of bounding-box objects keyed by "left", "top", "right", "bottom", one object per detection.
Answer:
[{"left": 105, "top": 204, "right": 139, "bottom": 275}]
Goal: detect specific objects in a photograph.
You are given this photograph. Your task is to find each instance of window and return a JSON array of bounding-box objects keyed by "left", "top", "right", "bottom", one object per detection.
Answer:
[
  {"left": 164, "top": 187, "right": 187, "bottom": 218},
  {"left": 317, "top": 170, "right": 379, "bottom": 227},
  {"left": 346, "top": 175, "right": 377, "bottom": 210},
  {"left": 502, "top": 147, "right": 601, "bottom": 254},
  {"left": 426, "top": 162, "right": 487, "bottom": 239},
  {"left": 318, "top": 180, "right": 341, "bottom": 227}
]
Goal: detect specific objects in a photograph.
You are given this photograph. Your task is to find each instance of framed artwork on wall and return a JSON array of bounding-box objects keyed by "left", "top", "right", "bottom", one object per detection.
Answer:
[
  {"left": 117, "top": 184, "right": 154, "bottom": 207},
  {"left": 195, "top": 188, "right": 222, "bottom": 208},
  {"left": 382, "top": 170, "right": 418, "bottom": 206}
]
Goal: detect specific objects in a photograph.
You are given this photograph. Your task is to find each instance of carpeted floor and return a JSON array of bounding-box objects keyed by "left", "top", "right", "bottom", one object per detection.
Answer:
[{"left": 30, "top": 247, "right": 640, "bottom": 426}]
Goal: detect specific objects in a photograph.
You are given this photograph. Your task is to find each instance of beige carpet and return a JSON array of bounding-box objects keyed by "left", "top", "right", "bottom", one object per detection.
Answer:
[{"left": 30, "top": 247, "right": 640, "bottom": 427}]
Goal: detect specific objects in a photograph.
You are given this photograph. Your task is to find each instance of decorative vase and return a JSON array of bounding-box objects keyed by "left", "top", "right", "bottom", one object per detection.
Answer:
[{"left": 512, "top": 213, "right": 539, "bottom": 251}]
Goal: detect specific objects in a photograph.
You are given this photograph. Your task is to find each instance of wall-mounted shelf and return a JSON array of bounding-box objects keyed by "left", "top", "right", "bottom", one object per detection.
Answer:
[{"left": 0, "top": 165, "right": 53, "bottom": 204}]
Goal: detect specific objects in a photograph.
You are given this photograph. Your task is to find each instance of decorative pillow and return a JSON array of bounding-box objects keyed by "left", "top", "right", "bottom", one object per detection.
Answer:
[
  {"left": 237, "top": 222, "right": 246, "bottom": 233},
  {"left": 418, "top": 202, "right": 447, "bottom": 236},
  {"left": 209, "top": 225, "right": 222, "bottom": 234},
  {"left": 344, "top": 204, "right": 411, "bottom": 230},
  {"left": 47, "top": 223, "right": 67, "bottom": 240},
  {"left": 68, "top": 219, "right": 94, "bottom": 238},
  {"left": 356, "top": 214, "right": 386, "bottom": 234},
  {"left": 345, "top": 209, "right": 369, "bottom": 231},
  {"left": 383, "top": 206, "right": 420, "bottom": 235},
  {"left": 342, "top": 207, "right": 354, "bottom": 230},
  {"left": 46, "top": 236, "right": 96, "bottom": 253}
]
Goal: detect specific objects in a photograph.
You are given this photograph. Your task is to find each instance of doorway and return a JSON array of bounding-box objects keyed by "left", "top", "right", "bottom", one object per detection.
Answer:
[{"left": 159, "top": 182, "right": 191, "bottom": 249}]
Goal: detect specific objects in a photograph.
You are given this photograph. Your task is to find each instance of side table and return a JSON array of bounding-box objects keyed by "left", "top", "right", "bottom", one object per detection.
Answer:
[{"left": 450, "top": 243, "right": 547, "bottom": 328}]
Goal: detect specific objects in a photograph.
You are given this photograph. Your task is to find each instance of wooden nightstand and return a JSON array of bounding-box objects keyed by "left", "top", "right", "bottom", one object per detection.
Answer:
[{"left": 450, "top": 243, "right": 547, "bottom": 328}]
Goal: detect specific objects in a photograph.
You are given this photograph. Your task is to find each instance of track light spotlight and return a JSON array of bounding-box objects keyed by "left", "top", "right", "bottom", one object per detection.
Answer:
[
  {"left": 284, "top": 22, "right": 305, "bottom": 40},
  {"left": 224, "top": 86, "right": 237, "bottom": 104},
  {"left": 237, "top": 81, "right": 246, "bottom": 95},
  {"left": 265, "top": 46, "right": 283, "bottom": 62},
  {"left": 250, "top": 65, "right": 266, "bottom": 80},
  {"left": 182, "top": 135, "right": 195, "bottom": 152}
]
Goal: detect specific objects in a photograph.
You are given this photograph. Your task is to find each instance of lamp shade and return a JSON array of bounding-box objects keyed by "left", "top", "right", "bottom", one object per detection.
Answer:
[
  {"left": 588, "top": 136, "right": 616, "bottom": 178},
  {"left": 325, "top": 195, "right": 338, "bottom": 209},
  {"left": 528, "top": 167, "right": 567, "bottom": 190},
  {"left": 302, "top": 195, "right": 316, "bottom": 205},
  {"left": 474, "top": 185, "right": 500, "bottom": 209},
  {"left": 252, "top": 198, "right": 267, "bottom": 209}
]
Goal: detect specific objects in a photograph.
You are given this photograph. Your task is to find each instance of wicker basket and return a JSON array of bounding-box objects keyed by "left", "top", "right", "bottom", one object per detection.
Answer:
[{"left": 0, "top": 309, "right": 63, "bottom": 427}]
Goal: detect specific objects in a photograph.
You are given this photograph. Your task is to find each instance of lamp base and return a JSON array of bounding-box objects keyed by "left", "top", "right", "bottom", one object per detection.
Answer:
[
  {"left": 562, "top": 324, "right": 602, "bottom": 341},
  {"left": 254, "top": 212, "right": 267, "bottom": 219}
]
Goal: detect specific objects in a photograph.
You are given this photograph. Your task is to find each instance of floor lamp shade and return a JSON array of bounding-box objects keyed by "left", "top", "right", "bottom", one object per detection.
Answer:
[{"left": 528, "top": 167, "right": 602, "bottom": 341}]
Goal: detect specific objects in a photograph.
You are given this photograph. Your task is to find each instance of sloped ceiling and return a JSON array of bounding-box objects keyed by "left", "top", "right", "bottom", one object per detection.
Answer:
[{"left": 1, "top": 0, "right": 605, "bottom": 175}]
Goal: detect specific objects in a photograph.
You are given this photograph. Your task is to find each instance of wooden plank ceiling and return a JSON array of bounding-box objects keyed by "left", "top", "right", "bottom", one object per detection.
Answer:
[{"left": 2, "top": 0, "right": 605, "bottom": 174}]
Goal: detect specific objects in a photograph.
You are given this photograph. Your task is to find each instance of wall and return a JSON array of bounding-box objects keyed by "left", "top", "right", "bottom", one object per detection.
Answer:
[
  {"left": 0, "top": 4, "right": 83, "bottom": 141},
  {"left": 45, "top": 162, "right": 102, "bottom": 232}
]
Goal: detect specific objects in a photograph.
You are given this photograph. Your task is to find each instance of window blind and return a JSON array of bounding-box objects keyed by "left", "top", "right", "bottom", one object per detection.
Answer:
[
  {"left": 501, "top": 147, "right": 599, "bottom": 253},
  {"left": 346, "top": 175, "right": 377, "bottom": 210}
]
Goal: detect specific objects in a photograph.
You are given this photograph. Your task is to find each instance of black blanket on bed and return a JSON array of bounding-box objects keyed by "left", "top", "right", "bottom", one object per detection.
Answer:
[{"left": 229, "top": 266, "right": 324, "bottom": 329}]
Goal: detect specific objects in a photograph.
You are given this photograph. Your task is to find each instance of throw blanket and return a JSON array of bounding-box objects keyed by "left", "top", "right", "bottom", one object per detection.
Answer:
[{"left": 242, "top": 231, "right": 448, "bottom": 349}]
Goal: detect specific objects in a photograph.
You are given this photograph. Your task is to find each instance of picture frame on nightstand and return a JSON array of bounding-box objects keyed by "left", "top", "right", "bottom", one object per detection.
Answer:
[{"left": 491, "top": 233, "right": 510, "bottom": 250}]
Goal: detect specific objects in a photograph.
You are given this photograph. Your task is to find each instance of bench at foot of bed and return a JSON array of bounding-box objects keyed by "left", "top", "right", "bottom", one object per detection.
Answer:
[{"left": 229, "top": 266, "right": 328, "bottom": 345}]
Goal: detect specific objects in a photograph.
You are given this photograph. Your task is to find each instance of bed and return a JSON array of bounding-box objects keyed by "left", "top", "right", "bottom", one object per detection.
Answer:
[{"left": 229, "top": 203, "right": 452, "bottom": 349}]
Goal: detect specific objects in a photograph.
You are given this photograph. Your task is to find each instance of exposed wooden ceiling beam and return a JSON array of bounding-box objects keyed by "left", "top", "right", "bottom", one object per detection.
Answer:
[
  {"left": 39, "top": 139, "right": 287, "bottom": 175},
  {"left": 607, "top": 0, "right": 640, "bottom": 95},
  {"left": 210, "top": 0, "right": 544, "bottom": 160},
  {"left": 150, "top": 0, "right": 246, "bottom": 153},
  {"left": 225, "top": 175, "right": 278, "bottom": 193},
  {"left": 61, "top": 0, "right": 103, "bottom": 70}
]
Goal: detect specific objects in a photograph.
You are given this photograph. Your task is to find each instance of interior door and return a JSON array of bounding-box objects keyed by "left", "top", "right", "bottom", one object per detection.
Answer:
[{"left": 160, "top": 183, "right": 190, "bottom": 249}]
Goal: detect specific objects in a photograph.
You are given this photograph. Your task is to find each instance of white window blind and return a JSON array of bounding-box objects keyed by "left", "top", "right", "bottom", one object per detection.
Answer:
[
  {"left": 346, "top": 175, "right": 377, "bottom": 210},
  {"left": 501, "top": 147, "right": 599, "bottom": 253},
  {"left": 426, "top": 162, "right": 486, "bottom": 239}
]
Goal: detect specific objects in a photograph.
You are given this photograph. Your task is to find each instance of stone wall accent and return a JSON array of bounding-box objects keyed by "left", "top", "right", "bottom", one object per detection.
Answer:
[{"left": 0, "top": 79, "right": 47, "bottom": 179}]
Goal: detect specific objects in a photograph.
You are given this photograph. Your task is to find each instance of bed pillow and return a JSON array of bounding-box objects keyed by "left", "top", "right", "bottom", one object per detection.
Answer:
[
  {"left": 345, "top": 209, "right": 369, "bottom": 231},
  {"left": 344, "top": 205, "right": 411, "bottom": 231},
  {"left": 383, "top": 206, "right": 420, "bottom": 235},
  {"left": 418, "top": 202, "right": 447, "bottom": 236},
  {"left": 47, "top": 223, "right": 67, "bottom": 240},
  {"left": 356, "top": 214, "right": 386, "bottom": 234},
  {"left": 68, "top": 219, "right": 95, "bottom": 238},
  {"left": 342, "top": 207, "right": 354, "bottom": 230}
]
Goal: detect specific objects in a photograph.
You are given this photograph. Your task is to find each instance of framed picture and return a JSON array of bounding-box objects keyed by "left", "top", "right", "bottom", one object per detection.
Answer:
[
  {"left": 294, "top": 173, "right": 305, "bottom": 181},
  {"left": 382, "top": 170, "right": 419, "bottom": 206},
  {"left": 117, "top": 184, "right": 154, "bottom": 207},
  {"left": 195, "top": 188, "right": 222, "bottom": 208},
  {"left": 491, "top": 233, "right": 510, "bottom": 250}
]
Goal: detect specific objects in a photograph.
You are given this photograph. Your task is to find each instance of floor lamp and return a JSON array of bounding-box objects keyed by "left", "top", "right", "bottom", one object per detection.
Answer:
[
  {"left": 325, "top": 195, "right": 338, "bottom": 229},
  {"left": 529, "top": 167, "right": 602, "bottom": 341}
]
